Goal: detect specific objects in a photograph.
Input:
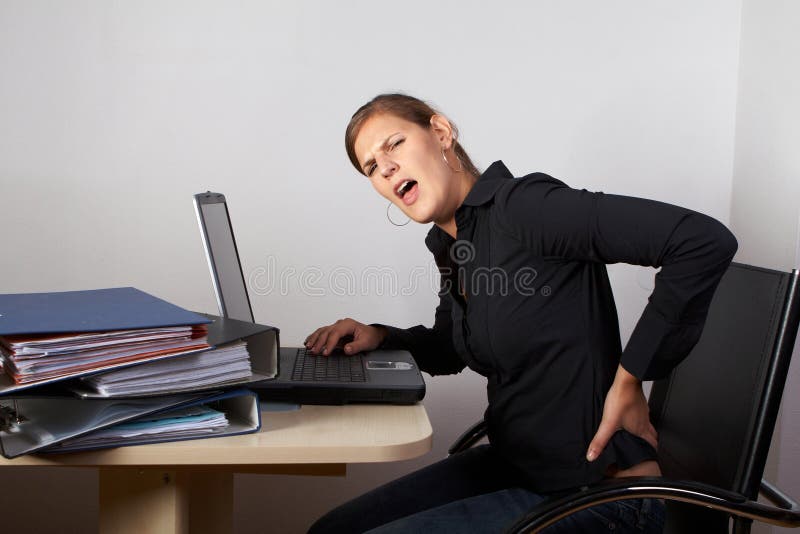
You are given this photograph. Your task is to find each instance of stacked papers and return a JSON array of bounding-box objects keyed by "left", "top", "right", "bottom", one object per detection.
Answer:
[
  {"left": 51, "top": 405, "right": 229, "bottom": 449},
  {"left": 0, "top": 326, "right": 209, "bottom": 384},
  {"left": 77, "top": 341, "right": 252, "bottom": 397},
  {"left": 0, "top": 287, "right": 213, "bottom": 393}
]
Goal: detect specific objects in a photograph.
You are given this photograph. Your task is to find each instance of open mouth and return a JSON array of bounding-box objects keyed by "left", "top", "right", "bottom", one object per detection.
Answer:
[{"left": 396, "top": 179, "right": 418, "bottom": 199}]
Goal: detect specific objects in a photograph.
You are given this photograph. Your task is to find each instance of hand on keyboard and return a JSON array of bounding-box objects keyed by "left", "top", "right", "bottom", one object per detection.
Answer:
[{"left": 304, "top": 318, "right": 388, "bottom": 356}]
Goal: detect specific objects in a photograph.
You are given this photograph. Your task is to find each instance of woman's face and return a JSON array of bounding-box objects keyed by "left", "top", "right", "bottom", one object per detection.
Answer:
[{"left": 354, "top": 113, "right": 460, "bottom": 226}]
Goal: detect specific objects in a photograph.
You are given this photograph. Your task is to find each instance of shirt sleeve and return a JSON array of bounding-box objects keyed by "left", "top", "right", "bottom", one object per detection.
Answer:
[
  {"left": 495, "top": 173, "right": 738, "bottom": 381},
  {"left": 371, "top": 290, "right": 466, "bottom": 377}
]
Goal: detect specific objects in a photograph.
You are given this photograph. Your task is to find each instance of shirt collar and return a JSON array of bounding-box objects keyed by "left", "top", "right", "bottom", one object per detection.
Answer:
[
  {"left": 461, "top": 160, "right": 514, "bottom": 207},
  {"left": 425, "top": 160, "right": 513, "bottom": 257}
]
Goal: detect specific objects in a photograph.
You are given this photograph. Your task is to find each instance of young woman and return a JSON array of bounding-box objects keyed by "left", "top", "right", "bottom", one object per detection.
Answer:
[{"left": 305, "top": 94, "right": 737, "bottom": 533}]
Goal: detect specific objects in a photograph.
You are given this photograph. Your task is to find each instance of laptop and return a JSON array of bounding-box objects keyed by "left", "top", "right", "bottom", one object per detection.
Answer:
[{"left": 193, "top": 192, "right": 426, "bottom": 405}]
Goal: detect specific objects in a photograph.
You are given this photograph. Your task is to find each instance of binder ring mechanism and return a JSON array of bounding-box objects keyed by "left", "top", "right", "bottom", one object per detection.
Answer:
[{"left": 0, "top": 400, "right": 25, "bottom": 433}]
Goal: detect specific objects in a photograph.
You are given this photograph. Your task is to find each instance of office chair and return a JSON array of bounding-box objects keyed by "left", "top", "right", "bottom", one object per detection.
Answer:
[{"left": 449, "top": 262, "right": 800, "bottom": 533}]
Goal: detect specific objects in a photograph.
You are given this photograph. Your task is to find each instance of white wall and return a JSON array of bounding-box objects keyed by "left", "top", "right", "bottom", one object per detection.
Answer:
[
  {"left": 729, "top": 2, "right": 800, "bottom": 533},
  {"left": 0, "top": 2, "right": 744, "bottom": 532}
]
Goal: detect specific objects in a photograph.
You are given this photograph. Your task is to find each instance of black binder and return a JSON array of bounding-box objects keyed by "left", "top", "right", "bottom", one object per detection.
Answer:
[
  {"left": 69, "top": 315, "right": 280, "bottom": 398},
  {"left": 0, "top": 388, "right": 260, "bottom": 459}
]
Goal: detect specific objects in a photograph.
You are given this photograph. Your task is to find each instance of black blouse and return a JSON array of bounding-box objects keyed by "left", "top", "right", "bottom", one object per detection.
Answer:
[{"left": 378, "top": 160, "right": 738, "bottom": 493}]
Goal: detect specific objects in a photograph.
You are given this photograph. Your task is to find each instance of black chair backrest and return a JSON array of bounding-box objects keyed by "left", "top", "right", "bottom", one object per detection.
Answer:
[{"left": 648, "top": 262, "right": 800, "bottom": 534}]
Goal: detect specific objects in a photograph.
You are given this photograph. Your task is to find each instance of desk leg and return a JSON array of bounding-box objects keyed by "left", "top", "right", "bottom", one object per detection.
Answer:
[
  {"left": 97, "top": 465, "right": 342, "bottom": 533},
  {"left": 98, "top": 468, "right": 235, "bottom": 534},
  {"left": 99, "top": 468, "right": 189, "bottom": 534},
  {"left": 180, "top": 470, "right": 234, "bottom": 534}
]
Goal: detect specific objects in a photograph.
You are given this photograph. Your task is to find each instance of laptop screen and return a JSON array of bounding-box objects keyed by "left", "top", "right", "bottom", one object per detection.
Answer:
[{"left": 195, "top": 196, "right": 255, "bottom": 323}]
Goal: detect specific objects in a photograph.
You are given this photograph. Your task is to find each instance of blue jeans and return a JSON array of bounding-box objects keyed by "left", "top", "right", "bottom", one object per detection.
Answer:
[{"left": 308, "top": 445, "right": 665, "bottom": 534}]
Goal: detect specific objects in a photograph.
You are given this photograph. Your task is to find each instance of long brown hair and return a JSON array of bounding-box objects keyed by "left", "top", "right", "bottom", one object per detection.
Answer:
[{"left": 345, "top": 94, "right": 480, "bottom": 178}]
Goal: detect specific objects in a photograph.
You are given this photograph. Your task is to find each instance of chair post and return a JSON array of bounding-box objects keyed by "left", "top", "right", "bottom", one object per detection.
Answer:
[{"left": 738, "top": 270, "right": 800, "bottom": 498}]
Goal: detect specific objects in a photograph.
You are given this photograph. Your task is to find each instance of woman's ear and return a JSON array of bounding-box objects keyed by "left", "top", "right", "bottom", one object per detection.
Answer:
[{"left": 429, "top": 114, "right": 455, "bottom": 150}]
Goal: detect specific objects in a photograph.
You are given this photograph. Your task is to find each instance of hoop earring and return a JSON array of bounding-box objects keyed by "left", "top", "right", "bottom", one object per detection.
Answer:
[
  {"left": 442, "top": 149, "right": 464, "bottom": 173},
  {"left": 387, "top": 201, "right": 410, "bottom": 226}
]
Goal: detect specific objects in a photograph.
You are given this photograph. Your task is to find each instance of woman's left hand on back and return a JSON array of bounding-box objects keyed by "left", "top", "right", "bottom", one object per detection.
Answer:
[{"left": 586, "top": 364, "right": 658, "bottom": 462}]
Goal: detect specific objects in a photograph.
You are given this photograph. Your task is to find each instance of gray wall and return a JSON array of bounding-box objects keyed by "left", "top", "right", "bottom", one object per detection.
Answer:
[
  {"left": 729, "top": 1, "right": 800, "bottom": 533},
  {"left": 1, "top": 1, "right": 788, "bottom": 533}
]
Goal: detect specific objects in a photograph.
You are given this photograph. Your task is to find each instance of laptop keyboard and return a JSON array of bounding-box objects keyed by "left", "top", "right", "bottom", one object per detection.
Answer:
[{"left": 291, "top": 348, "right": 367, "bottom": 382}]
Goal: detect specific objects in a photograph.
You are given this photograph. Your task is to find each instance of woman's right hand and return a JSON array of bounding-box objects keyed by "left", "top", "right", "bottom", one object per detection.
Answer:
[{"left": 304, "top": 318, "right": 387, "bottom": 356}]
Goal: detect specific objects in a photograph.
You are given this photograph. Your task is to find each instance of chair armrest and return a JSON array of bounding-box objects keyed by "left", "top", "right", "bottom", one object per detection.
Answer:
[
  {"left": 506, "top": 477, "right": 800, "bottom": 533},
  {"left": 448, "top": 419, "right": 488, "bottom": 455}
]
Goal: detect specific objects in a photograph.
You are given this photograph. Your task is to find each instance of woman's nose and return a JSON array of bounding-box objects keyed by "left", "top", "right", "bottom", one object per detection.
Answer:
[{"left": 378, "top": 158, "right": 398, "bottom": 178}]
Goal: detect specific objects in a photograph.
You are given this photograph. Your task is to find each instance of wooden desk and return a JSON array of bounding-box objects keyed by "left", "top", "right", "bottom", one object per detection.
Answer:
[{"left": 0, "top": 403, "right": 433, "bottom": 534}]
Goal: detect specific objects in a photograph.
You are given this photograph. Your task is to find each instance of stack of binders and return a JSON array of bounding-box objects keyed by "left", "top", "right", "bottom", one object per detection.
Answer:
[{"left": 0, "top": 287, "right": 280, "bottom": 458}]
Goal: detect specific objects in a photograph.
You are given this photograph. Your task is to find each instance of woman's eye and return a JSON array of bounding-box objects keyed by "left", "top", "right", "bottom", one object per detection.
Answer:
[
  {"left": 367, "top": 164, "right": 377, "bottom": 176},
  {"left": 389, "top": 139, "right": 404, "bottom": 150}
]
